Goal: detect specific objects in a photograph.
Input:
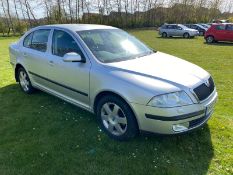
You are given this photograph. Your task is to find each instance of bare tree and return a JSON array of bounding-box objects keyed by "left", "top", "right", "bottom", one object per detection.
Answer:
[
  {"left": 68, "top": 0, "right": 73, "bottom": 23},
  {"left": 6, "top": 0, "right": 15, "bottom": 34},
  {"left": 0, "top": 0, "right": 11, "bottom": 35}
]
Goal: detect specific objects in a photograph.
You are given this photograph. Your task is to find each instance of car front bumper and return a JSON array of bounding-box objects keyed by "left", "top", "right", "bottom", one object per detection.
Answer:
[
  {"left": 190, "top": 32, "right": 200, "bottom": 36},
  {"left": 130, "top": 90, "right": 217, "bottom": 134}
]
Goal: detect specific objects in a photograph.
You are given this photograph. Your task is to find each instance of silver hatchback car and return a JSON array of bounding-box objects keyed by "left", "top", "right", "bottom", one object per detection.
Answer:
[
  {"left": 159, "top": 24, "right": 199, "bottom": 38},
  {"left": 9, "top": 24, "right": 217, "bottom": 140}
]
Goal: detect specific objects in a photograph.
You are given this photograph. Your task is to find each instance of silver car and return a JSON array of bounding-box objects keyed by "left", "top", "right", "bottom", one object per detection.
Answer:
[
  {"left": 9, "top": 24, "right": 217, "bottom": 140},
  {"left": 159, "top": 24, "right": 199, "bottom": 38}
]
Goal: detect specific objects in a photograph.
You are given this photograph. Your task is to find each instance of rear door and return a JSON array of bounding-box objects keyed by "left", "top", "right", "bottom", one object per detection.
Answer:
[
  {"left": 166, "top": 25, "right": 175, "bottom": 36},
  {"left": 21, "top": 29, "right": 51, "bottom": 85},
  {"left": 225, "top": 24, "right": 233, "bottom": 41}
]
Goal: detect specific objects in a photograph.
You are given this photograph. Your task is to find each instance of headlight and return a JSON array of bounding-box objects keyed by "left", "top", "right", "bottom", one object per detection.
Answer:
[{"left": 148, "top": 91, "right": 193, "bottom": 108}]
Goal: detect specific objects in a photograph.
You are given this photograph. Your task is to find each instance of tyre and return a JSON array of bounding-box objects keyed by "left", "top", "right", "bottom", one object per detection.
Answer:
[
  {"left": 162, "top": 32, "right": 167, "bottom": 38},
  {"left": 183, "top": 32, "right": 190, "bottom": 38},
  {"left": 206, "top": 36, "right": 215, "bottom": 43},
  {"left": 17, "top": 67, "right": 35, "bottom": 94},
  {"left": 96, "top": 95, "right": 138, "bottom": 141}
]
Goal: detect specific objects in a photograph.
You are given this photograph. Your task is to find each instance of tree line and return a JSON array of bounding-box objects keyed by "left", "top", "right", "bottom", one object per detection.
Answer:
[{"left": 0, "top": 0, "right": 233, "bottom": 36}]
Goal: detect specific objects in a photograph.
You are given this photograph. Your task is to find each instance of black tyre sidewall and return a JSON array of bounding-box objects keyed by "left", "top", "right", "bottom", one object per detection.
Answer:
[
  {"left": 206, "top": 36, "right": 214, "bottom": 43},
  {"left": 183, "top": 33, "right": 190, "bottom": 38},
  {"left": 18, "top": 67, "right": 34, "bottom": 94},
  {"left": 96, "top": 95, "right": 138, "bottom": 141},
  {"left": 162, "top": 32, "right": 167, "bottom": 38}
]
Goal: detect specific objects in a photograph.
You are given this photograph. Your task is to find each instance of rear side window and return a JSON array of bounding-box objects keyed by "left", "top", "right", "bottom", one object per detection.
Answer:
[
  {"left": 167, "top": 25, "right": 174, "bottom": 29},
  {"left": 215, "top": 25, "right": 225, "bottom": 30},
  {"left": 30, "top": 29, "right": 50, "bottom": 52},
  {"left": 23, "top": 32, "right": 33, "bottom": 48},
  {"left": 52, "top": 30, "right": 84, "bottom": 57},
  {"left": 226, "top": 25, "right": 233, "bottom": 31}
]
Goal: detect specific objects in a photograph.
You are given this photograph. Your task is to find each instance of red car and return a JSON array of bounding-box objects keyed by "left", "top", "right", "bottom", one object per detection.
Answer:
[{"left": 204, "top": 23, "right": 233, "bottom": 43}]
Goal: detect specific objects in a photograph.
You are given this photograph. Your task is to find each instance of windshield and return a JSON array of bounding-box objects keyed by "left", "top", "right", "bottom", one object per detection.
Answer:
[
  {"left": 77, "top": 29, "right": 153, "bottom": 63},
  {"left": 179, "top": 24, "right": 189, "bottom": 29}
]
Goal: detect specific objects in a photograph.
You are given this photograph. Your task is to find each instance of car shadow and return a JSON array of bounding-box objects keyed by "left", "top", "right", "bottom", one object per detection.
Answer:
[
  {"left": 0, "top": 83, "right": 214, "bottom": 174},
  {"left": 156, "top": 36, "right": 198, "bottom": 40},
  {"left": 204, "top": 41, "right": 233, "bottom": 46}
]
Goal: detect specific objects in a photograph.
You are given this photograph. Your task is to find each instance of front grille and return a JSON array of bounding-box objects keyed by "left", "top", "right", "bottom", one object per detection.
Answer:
[{"left": 193, "top": 77, "right": 215, "bottom": 101}]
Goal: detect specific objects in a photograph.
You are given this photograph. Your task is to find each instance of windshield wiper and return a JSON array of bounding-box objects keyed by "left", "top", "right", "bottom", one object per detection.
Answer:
[{"left": 136, "top": 50, "right": 155, "bottom": 58}]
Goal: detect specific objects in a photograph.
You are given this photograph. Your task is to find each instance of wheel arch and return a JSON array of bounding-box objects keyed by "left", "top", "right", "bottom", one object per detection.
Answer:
[
  {"left": 162, "top": 32, "right": 167, "bottom": 37},
  {"left": 15, "top": 63, "right": 25, "bottom": 82},
  {"left": 206, "top": 35, "right": 215, "bottom": 39},
  {"left": 93, "top": 90, "right": 140, "bottom": 130}
]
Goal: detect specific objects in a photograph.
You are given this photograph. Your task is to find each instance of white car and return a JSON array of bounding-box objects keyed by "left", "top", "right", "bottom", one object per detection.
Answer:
[{"left": 9, "top": 24, "right": 217, "bottom": 140}]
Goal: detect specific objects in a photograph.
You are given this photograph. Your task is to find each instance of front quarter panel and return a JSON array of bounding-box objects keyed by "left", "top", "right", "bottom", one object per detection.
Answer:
[
  {"left": 89, "top": 64, "right": 181, "bottom": 110},
  {"left": 90, "top": 65, "right": 153, "bottom": 108}
]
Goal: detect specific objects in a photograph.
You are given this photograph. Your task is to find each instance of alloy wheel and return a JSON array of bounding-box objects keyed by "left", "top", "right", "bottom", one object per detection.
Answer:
[
  {"left": 162, "top": 32, "right": 167, "bottom": 38},
  {"left": 184, "top": 33, "right": 190, "bottom": 38},
  {"left": 207, "top": 36, "right": 214, "bottom": 43},
  {"left": 101, "top": 102, "right": 127, "bottom": 136},
  {"left": 19, "top": 70, "right": 30, "bottom": 92}
]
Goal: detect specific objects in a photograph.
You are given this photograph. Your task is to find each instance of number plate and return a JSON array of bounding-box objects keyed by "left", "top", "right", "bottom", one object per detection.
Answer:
[{"left": 206, "top": 99, "right": 216, "bottom": 115}]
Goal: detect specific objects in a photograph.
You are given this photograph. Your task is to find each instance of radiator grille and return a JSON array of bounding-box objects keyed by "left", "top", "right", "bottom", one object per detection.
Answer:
[{"left": 193, "top": 77, "right": 215, "bottom": 101}]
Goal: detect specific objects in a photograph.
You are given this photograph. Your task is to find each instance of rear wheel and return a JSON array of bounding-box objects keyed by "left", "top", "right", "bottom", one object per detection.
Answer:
[
  {"left": 162, "top": 32, "right": 167, "bottom": 38},
  {"left": 96, "top": 95, "right": 138, "bottom": 141},
  {"left": 183, "top": 32, "right": 190, "bottom": 39},
  {"left": 206, "top": 36, "right": 215, "bottom": 43},
  {"left": 17, "top": 67, "right": 35, "bottom": 94}
]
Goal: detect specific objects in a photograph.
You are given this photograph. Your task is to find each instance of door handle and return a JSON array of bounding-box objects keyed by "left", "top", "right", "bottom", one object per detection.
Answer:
[
  {"left": 23, "top": 52, "right": 27, "bottom": 57},
  {"left": 49, "top": 60, "right": 54, "bottom": 66}
]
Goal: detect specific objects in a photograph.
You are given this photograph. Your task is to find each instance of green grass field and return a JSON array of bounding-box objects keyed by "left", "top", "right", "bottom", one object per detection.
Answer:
[{"left": 0, "top": 31, "right": 232, "bottom": 175}]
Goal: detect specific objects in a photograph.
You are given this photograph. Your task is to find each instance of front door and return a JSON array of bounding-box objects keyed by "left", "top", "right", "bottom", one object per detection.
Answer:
[
  {"left": 215, "top": 25, "right": 227, "bottom": 41},
  {"left": 175, "top": 25, "right": 184, "bottom": 36},
  {"left": 47, "top": 29, "right": 91, "bottom": 109}
]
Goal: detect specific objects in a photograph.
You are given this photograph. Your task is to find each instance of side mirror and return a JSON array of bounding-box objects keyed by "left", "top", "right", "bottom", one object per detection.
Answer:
[{"left": 63, "top": 52, "right": 85, "bottom": 63}]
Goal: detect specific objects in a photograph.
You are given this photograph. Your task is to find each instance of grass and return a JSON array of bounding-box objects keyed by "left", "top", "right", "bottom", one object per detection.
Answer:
[{"left": 0, "top": 31, "right": 233, "bottom": 175}]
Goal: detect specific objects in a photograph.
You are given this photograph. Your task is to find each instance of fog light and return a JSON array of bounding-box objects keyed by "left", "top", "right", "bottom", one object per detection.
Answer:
[{"left": 172, "top": 124, "right": 188, "bottom": 132}]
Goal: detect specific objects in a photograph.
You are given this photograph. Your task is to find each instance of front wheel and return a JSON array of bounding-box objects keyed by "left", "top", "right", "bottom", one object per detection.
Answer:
[
  {"left": 17, "top": 67, "right": 35, "bottom": 94},
  {"left": 206, "top": 36, "right": 215, "bottom": 43},
  {"left": 162, "top": 32, "right": 167, "bottom": 38},
  {"left": 183, "top": 33, "right": 190, "bottom": 39},
  {"left": 96, "top": 95, "right": 138, "bottom": 141}
]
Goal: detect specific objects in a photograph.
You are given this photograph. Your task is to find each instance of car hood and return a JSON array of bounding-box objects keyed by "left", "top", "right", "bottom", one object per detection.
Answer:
[{"left": 106, "top": 52, "right": 209, "bottom": 89}]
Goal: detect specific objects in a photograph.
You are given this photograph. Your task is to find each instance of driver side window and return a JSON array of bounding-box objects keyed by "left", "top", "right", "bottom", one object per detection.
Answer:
[{"left": 52, "top": 30, "right": 84, "bottom": 57}]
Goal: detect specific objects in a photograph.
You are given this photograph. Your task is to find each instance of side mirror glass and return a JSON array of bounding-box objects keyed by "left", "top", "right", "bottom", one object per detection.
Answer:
[{"left": 63, "top": 52, "right": 85, "bottom": 63}]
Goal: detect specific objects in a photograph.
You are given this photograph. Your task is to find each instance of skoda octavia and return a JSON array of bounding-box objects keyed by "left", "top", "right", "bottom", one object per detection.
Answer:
[{"left": 9, "top": 24, "right": 217, "bottom": 140}]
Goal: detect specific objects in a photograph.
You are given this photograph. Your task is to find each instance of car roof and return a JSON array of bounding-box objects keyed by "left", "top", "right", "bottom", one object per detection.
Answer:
[
  {"left": 211, "top": 23, "right": 232, "bottom": 26},
  {"left": 163, "top": 24, "right": 177, "bottom": 26},
  {"left": 32, "top": 24, "right": 117, "bottom": 32}
]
